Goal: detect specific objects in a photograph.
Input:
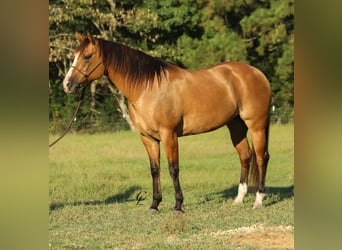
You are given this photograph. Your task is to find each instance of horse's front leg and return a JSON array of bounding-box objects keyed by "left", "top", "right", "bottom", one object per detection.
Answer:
[
  {"left": 161, "top": 131, "right": 184, "bottom": 212},
  {"left": 140, "top": 135, "right": 162, "bottom": 212}
]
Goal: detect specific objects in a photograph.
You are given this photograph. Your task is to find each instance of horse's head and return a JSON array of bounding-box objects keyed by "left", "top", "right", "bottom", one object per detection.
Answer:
[{"left": 63, "top": 32, "right": 105, "bottom": 93}]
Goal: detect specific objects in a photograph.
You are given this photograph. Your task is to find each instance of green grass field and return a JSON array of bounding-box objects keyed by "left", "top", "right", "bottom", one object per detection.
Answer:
[{"left": 49, "top": 124, "right": 294, "bottom": 249}]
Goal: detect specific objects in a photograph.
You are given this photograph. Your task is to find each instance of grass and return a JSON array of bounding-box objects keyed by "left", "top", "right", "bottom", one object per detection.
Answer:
[{"left": 49, "top": 124, "right": 294, "bottom": 249}]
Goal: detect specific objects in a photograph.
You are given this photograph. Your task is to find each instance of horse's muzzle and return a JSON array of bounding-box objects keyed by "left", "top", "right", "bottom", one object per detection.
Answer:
[{"left": 63, "top": 80, "right": 78, "bottom": 94}]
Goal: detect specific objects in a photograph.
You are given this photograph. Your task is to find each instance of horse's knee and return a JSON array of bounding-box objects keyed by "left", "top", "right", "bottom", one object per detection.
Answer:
[{"left": 150, "top": 166, "right": 160, "bottom": 177}]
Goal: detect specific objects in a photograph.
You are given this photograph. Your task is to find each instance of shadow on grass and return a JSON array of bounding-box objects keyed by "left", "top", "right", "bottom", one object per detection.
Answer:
[
  {"left": 210, "top": 184, "right": 294, "bottom": 206},
  {"left": 49, "top": 185, "right": 142, "bottom": 212}
]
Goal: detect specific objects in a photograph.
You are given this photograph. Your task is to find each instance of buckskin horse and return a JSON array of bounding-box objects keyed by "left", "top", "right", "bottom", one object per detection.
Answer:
[{"left": 62, "top": 33, "right": 271, "bottom": 212}]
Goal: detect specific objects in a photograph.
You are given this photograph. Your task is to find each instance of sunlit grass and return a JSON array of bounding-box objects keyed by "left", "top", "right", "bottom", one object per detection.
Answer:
[{"left": 49, "top": 124, "right": 294, "bottom": 249}]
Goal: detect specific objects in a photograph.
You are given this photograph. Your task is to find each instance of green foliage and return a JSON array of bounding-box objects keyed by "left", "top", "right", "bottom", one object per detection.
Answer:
[
  {"left": 177, "top": 28, "right": 247, "bottom": 69},
  {"left": 240, "top": 0, "right": 294, "bottom": 115},
  {"left": 49, "top": 0, "right": 294, "bottom": 133}
]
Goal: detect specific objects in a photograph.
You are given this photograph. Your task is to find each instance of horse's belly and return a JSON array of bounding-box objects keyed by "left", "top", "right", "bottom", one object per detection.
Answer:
[
  {"left": 178, "top": 74, "right": 238, "bottom": 136},
  {"left": 181, "top": 107, "right": 236, "bottom": 136}
]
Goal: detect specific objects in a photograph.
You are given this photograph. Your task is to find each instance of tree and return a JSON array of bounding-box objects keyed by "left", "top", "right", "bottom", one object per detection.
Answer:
[
  {"left": 49, "top": 0, "right": 138, "bottom": 132},
  {"left": 240, "top": 0, "right": 294, "bottom": 122},
  {"left": 49, "top": 0, "right": 294, "bottom": 133}
]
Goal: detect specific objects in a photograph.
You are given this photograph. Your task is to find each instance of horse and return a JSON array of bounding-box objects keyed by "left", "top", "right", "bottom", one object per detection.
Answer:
[{"left": 62, "top": 33, "right": 271, "bottom": 212}]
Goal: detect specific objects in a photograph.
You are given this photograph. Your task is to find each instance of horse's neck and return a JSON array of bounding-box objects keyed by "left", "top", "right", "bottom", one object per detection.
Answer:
[{"left": 106, "top": 69, "right": 140, "bottom": 102}]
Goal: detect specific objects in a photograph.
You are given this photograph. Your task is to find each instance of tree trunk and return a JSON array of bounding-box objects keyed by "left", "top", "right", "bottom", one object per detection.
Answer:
[
  {"left": 106, "top": 82, "right": 136, "bottom": 131},
  {"left": 89, "top": 81, "right": 99, "bottom": 125}
]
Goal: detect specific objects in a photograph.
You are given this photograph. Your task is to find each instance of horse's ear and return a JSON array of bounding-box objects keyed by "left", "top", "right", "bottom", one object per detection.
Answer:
[
  {"left": 75, "top": 32, "right": 85, "bottom": 43},
  {"left": 87, "top": 32, "right": 96, "bottom": 44}
]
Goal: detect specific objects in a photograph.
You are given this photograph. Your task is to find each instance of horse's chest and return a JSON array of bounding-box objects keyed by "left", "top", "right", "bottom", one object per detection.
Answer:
[{"left": 128, "top": 103, "right": 161, "bottom": 137}]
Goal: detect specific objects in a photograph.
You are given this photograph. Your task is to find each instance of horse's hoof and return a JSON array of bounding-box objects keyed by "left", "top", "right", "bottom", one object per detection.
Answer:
[
  {"left": 149, "top": 208, "right": 159, "bottom": 214},
  {"left": 252, "top": 202, "right": 263, "bottom": 209},
  {"left": 253, "top": 192, "right": 265, "bottom": 209},
  {"left": 232, "top": 199, "right": 243, "bottom": 206},
  {"left": 174, "top": 208, "right": 185, "bottom": 214}
]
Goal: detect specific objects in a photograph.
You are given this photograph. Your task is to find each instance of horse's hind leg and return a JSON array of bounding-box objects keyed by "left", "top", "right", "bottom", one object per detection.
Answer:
[
  {"left": 246, "top": 120, "right": 270, "bottom": 209},
  {"left": 227, "top": 116, "right": 252, "bottom": 205},
  {"left": 140, "top": 135, "right": 162, "bottom": 212}
]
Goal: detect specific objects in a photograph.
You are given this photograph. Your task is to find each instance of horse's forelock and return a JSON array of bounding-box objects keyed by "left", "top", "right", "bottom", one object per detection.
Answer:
[{"left": 76, "top": 38, "right": 91, "bottom": 54}]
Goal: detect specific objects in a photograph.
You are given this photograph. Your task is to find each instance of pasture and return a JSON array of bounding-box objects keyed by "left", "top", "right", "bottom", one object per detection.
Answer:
[{"left": 49, "top": 124, "right": 294, "bottom": 249}]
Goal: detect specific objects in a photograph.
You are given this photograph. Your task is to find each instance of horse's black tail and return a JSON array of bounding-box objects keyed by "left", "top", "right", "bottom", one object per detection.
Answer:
[{"left": 249, "top": 116, "right": 270, "bottom": 191}]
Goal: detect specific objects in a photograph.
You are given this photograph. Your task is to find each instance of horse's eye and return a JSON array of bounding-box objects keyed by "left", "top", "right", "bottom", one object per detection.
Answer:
[{"left": 84, "top": 54, "right": 92, "bottom": 60}]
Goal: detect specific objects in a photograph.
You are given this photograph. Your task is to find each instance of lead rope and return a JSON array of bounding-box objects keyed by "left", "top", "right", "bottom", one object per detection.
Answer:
[
  {"left": 49, "top": 85, "right": 87, "bottom": 147},
  {"left": 49, "top": 61, "right": 103, "bottom": 147}
]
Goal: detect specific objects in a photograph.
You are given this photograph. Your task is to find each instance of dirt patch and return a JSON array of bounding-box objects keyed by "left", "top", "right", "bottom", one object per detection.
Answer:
[{"left": 211, "top": 224, "right": 294, "bottom": 249}]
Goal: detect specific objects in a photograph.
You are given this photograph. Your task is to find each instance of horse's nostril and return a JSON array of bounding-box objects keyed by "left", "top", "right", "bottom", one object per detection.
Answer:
[{"left": 63, "top": 81, "right": 72, "bottom": 93}]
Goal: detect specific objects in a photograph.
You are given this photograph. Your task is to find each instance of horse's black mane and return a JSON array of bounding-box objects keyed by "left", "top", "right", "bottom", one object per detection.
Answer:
[{"left": 94, "top": 39, "right": 170, "bottom": 88}]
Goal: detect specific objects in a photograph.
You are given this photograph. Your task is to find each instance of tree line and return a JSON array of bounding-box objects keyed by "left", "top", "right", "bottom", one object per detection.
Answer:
[{"left": 49, "top": 0, "right": 294, "bottom": 133}]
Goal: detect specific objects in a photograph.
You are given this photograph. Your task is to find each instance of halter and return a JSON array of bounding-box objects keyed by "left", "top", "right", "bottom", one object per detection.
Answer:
[{"left": 70, "top": 61, "right": 103, "bottom": 85}]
